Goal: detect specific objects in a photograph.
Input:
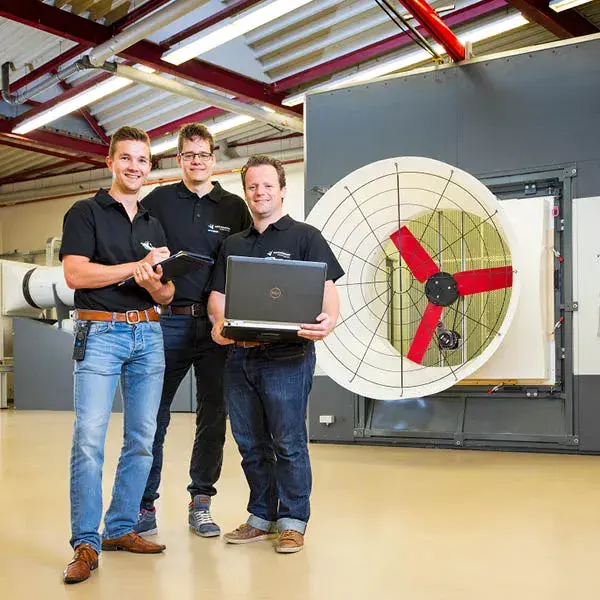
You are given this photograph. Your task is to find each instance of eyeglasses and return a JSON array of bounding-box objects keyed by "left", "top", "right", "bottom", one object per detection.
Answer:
[{"left": 179, "top": 151, "right": 213, "bottom": 162}]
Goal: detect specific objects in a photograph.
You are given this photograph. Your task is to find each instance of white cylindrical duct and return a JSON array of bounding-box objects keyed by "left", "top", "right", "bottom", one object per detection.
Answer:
[
  {"left": 1, "top": 261, "right": 74, "bottom": 314},
  {"left": 26, "top": 267, "right": 74, "bottom": 309},
  {"left": 115, "top": 64, "right": 305, "bottom": 133}
]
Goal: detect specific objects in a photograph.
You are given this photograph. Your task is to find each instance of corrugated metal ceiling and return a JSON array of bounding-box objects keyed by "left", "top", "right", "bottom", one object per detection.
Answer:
[{"left": 0, "top": 0, "right": 598, "bottom": 184}]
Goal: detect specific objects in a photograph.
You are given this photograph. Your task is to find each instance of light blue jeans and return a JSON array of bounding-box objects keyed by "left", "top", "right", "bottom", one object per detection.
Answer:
[{"left": 69, "top": 320, "right": 165, "bottom": 553}]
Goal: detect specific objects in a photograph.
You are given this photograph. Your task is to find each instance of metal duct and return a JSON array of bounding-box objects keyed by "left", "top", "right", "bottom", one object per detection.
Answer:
[{"left": 113, "top": 64, "right": 305, "bottom": 133}]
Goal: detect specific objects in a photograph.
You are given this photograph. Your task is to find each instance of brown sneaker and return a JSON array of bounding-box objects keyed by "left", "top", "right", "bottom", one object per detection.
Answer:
[
  {"left": 101, "top": 532, "right": 166, "bottom": 553},
  {"left": 224, "top": 523, "right": 277, "bottom": 544},
  {"left": 63, "top": 543, "right": 99, "bottom": 584},
  {"left": 275, "top": 530, "right": 304, "bottom": 554}
]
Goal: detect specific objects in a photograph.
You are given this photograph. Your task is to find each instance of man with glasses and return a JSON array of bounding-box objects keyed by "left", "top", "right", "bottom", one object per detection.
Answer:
[{"left": 136, "top": 123, "right": 251, "bottom": 538}]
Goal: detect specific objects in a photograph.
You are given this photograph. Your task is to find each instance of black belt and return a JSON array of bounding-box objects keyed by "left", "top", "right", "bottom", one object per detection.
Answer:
[{"left": 160, "top": 303, "right": 206, "bottom": 317}]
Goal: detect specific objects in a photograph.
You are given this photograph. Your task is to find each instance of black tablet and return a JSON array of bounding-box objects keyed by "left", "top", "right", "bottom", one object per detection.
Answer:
[{"left": 118, "top": 251, "right": 214, "bottom": 286}]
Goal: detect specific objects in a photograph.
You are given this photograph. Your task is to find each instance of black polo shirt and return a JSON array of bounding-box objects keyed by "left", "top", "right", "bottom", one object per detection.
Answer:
[
  {"left": 142, "top": 180, "right": 251, "bottom": 306},
  {"left": 59, "top": 189, "right": 168, "bottom": 312},
  {"left": 211, "top": 214, "right": 345, "bottom": 294}
]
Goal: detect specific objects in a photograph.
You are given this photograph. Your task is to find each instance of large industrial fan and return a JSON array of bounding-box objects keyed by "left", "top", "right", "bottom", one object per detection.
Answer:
[{"left": 306, "top": 157, "right": 522, "bottom": 399}]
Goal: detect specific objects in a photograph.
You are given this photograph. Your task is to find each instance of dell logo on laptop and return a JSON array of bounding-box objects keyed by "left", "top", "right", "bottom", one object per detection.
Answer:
[{"left": 270, "top": 287, "right": 282, "bottom": 299}]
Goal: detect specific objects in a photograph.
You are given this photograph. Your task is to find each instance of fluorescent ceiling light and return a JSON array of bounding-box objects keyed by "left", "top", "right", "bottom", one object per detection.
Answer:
[
  {"left": 457, "top": 14, "right": 528, "bottom": 44},
  {"left": 150, "top": 135, "right": 179, "bottom": 156},
  {"left": 549, "top": 0, "right": 593, "bottom": 11},
  {"left": 163, "top": 0, "right": 316, "bottom": 65},
  {"left": 150, "top": 114, "right": 255, "bottom": 155},
  {"left": 282, "top": 14, "right": 528, "bottom": 107},
  {"left": 13, "top": 77, "right": 132, "bottom": 135},
  {"left": 208, "top": 113, "right": 254, "bottom": 134}
]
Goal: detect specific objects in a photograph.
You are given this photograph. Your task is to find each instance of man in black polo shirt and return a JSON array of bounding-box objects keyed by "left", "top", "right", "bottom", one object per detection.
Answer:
[
  {"left": 208, "top": 155, "right": 344, "bottom": 554},
  {"left": 137, "top": 123, "right": 251, "bottom": 538},
  {"left": 60, "top": 126, "right": 175, "bottom": 584}
]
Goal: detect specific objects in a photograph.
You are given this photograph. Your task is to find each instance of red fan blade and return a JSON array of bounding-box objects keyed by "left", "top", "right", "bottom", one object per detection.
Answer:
[
  {"left": 454, "top": 266, "right": 513, "bottom": 296},
  {"left": 406, "top": 302, "right": 444, "bottom": 364},
  {"left": 390, "top": 226, "right": 439, "bottom": 283}
]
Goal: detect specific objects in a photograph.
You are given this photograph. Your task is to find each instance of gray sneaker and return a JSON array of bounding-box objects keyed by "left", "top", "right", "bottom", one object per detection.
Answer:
[
  {"left": 188, "top": 495, "right": 221, "bottom": 537},
  {"left": 133, "top": 508, "right": 157, "bottom": 537}
]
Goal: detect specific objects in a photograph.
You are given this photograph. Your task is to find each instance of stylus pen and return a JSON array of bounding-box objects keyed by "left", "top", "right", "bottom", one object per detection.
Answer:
[{"left": 140, "top": 241, "right": 155, "bottom": 251}]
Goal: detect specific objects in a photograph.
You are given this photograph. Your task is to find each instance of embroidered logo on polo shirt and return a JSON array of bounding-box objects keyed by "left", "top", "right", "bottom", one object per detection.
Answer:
[
  {"left": 207, "top": 224, "right": 231, "bottom": 234},
  {"left": 266, "top": 250, "right": 292, "bottom": 260}
]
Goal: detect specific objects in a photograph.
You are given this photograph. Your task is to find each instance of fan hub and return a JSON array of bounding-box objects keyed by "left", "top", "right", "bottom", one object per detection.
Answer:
[{"left": 425, "top": 272, "right": 459, "bottom": 307}]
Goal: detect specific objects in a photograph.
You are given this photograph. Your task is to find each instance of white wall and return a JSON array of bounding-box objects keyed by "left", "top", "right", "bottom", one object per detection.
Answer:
[{"left": 0, "top": 162, "right": 305, "bottom": 256}]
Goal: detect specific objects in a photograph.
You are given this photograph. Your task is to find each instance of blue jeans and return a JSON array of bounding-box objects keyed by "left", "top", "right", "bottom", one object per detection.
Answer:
[
  {"left": 141, "top": 314, "right": 227, "bottom": 509},
  {"left": 69, "top": 320, "right": 165, "bottom": 553},
  {"left": 224, "top": 343, "right": 316, "bottom": 534}
]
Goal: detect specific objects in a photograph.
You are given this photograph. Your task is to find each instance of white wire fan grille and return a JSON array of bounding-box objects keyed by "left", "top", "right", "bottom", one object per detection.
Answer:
[{"left": 306, "top": 157, "right": 521, "bottom": 400}]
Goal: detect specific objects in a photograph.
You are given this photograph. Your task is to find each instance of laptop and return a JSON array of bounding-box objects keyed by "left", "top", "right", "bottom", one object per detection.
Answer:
[{"left": 221, "top": 256, "right": 327, "bottom": 342}]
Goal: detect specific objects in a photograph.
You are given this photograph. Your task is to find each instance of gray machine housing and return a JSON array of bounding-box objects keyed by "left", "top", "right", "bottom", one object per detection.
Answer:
[{"left": 305, "top": 34, "right": 600, "bottom": 452}]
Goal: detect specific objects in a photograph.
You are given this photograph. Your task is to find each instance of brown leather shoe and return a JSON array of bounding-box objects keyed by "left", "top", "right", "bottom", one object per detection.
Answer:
[
  {"left": 63, "top": 543, "right": 99, "bottom": 584},
  {"left": 275, "top": 530, "right": 304, "bottom": 554},
  {"left": 101, "top": 532, "right": 166, "bottom": 553}
]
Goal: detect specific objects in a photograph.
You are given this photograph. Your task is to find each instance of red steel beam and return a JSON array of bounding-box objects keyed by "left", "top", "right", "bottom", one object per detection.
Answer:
[
  {"left": 163, "top": 0, "right": 264, "bottom": 47},
  {"left": 506, "top": 0, "right": 598, "bottom": 37},
  {"left": 0, "top": 158, "right": 75, "bottom": 186},
  {"left": 0, "top": 164, "right": 97, "bottom": 186},
  {"left": 147, "top": 106, "right": 226, "bottom": 139},
  {"left": 272, "top": 0, "right": 505, "bottom": 92},
  {"left": 18, "top": 131, "right": 108, "bottom": 158},
  {"left": 0, "top": 136, "right": 106, "bottom": 166},
  {"left": 0, "top": 0, "right": 288, "bottom": 109},
  {"left": 395, "top": 0, "right": 466, "bottom": 61}
]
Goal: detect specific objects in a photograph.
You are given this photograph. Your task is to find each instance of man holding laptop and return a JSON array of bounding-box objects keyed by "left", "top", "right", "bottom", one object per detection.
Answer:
[{"left": 208, "top": 155, "right": 344, "bottom": 553}]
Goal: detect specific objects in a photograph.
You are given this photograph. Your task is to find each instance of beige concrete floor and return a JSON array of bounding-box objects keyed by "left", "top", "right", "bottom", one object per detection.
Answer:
[{"left": 1, "top": 410, "right": 600, "bottom": 599}]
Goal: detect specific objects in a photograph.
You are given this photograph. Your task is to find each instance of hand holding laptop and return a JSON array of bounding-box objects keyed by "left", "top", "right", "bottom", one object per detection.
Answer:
[
  {"left": 211, "top": 320, "right": 236, "bottom": 346},
  {"left": 298, "top": 312, "right": 336, "bottom": 341}
]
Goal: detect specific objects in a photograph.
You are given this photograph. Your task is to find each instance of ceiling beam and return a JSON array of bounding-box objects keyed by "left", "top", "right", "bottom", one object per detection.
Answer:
[
  {"left": 505, "top": 0, "right": 598, "bottom": 37},
  {"left": 272, "top": 0, "right": 507, "bottom": 93},
  {"left": 0, "top": 0, "right": 291, "bottom": 110},
  {"left": 0, "top": 135, "right": 106, "bottom": 166},
  {"left": 147, "top": 107, "right": 227, "bottom": 139},
  {"left": 0, "top": 158, "right": 74, "bottom": 186}
]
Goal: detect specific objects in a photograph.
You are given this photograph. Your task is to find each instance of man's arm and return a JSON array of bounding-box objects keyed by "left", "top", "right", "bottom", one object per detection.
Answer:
[
  {"left": 63, "top": 247, "right": 169, "bottom": 290},
  {"left": 208, "top": 291, "right": 235, "bottom": 345},
  {"left": 298, "top": 280, "right": 340, "bottom": 341}
]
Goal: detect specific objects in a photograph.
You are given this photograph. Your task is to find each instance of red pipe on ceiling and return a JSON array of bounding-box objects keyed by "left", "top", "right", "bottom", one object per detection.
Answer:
[{"left": 395, "top": 0, "right": 466, "bottom": 62}]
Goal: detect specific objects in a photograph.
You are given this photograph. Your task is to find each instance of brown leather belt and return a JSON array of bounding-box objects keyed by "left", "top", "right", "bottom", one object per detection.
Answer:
[
  {"left": 161, "top": 303, "right": 206, "bottom": 317},
  {"left": 75, "top": 308, "right": 160, "bottom": 324},
  {"left": 235, "top": 341, "right": 270, "bottom": 349}
]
